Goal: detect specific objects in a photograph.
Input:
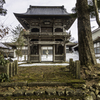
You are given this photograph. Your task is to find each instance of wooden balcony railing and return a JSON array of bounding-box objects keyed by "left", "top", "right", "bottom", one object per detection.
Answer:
[{"left": 29, "top": 32, "right": 69, "bottom": 36}]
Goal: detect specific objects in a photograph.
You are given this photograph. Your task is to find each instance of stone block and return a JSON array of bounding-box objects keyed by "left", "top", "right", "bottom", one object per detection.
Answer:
[
  {"left": 25, "top": 90, "right": 34, "bottom": 96},
  {"left": 34, "top": 90, "right": 45, "bottom": 96},
  {"left": 45, "top": 89, "right": 56, "bottom": 95},
  {"left": 57, "top": 89, "right": 65, "bottom": 96},
  {"left": 15, "top": 81, "right": 28, "bottom": 87},
  {"left": 13, "top": 89, "right": 25, "bottom": 96},
  {"left": 0, "top": 92, "right": 13, "bottom": 97},
  {"left": 84, "top": 95, "right": 93, "bottom": 100}
]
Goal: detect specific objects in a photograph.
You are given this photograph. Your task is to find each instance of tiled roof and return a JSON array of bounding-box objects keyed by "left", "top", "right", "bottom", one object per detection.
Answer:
[{"left": 24, "top": 5, "right": 69, "bottom": 15}]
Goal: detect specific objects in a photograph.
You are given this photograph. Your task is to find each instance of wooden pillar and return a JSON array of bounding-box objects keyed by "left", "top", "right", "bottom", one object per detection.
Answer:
[
  {"left": 53, "top": 44, "right": 55, "bottom": 62},
  {"left": 39, "top": 44, "right": 41, "bottom": 62},
  {"left": 27, "top": 37, "right": 30, "bottom": 62},
  {"left": 64, "top": 42, "right": 66, "bottom": 62}
]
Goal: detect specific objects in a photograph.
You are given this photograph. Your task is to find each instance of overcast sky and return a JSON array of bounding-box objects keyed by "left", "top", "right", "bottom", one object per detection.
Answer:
[{"left": 0, "top": 0, "right": 98, "bottom": 42}]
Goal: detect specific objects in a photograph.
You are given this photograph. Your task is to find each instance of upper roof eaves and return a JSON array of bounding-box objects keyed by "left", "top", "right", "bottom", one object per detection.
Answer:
[{"left": 19, "top": 5, "right": 70, "bottom": 15}]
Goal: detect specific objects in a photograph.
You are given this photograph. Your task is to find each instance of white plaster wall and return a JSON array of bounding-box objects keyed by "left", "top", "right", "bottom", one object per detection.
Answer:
[{"left": 92, "top": 31, "right": 100, "bottom": 40}]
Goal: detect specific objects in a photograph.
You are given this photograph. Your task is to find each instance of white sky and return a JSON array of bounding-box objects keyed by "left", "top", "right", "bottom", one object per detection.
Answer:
[{"left": 0, "top": 0, "right": 98, "bottom": 42}]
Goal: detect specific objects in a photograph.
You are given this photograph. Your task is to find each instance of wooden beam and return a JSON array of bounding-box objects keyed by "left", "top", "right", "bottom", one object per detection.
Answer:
[{"left": 30, "top": 41, "right": 64, "bottom": 44}]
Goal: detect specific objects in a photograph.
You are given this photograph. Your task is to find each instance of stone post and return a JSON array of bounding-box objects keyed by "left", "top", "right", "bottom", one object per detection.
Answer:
[
  {"left": 53, "top": 44, "right": 55, "bottom": 62},
  {"left": 69, "top": 58, "right": 73, "bottom": 72},
  {"left": 13, "top": 62, "right": 15, "bottom": 76},
  {"left": 72, "top": 61, "right": 75, "bottom": 76},
  {"left": 15, "top": 60, "right": 18, "bottom": 75},
  {"left": 4, "top": 63, "right": 9, "bottom": 77},
  {"left": 9, "top": 63, "right": 13, "bottom": 77},
  {"left": 11, "top": 62, "right": 14, "bottom": 76},
  {"left": 75, "top": 61, "right": 80, "bottom": 79},
  {"left": 39, "top": 44, "right": 41, "bottom": 62},
  {"left": 64, "top": 43, "right": 66, "bottom": 62}
]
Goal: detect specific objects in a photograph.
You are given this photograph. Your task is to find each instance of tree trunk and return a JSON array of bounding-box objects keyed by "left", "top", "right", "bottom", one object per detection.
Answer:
[{"left": 77, "top": 0, "right": 97, "bottom": 66}]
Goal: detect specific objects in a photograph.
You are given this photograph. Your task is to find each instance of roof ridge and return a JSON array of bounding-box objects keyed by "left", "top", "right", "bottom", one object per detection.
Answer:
[{"left": 29, "top": 5, "right": 64, "bottom": 8}]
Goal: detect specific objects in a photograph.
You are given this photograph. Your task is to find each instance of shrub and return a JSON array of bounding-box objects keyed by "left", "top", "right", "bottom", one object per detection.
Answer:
[
  {"left": 0, "top": 73, "right": 9, "bottom": 82},
  {"left": 0, "top": 54, "right": 9, "bottom": 66}
]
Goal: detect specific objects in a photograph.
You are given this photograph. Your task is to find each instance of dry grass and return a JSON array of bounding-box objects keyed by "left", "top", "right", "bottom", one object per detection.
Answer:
[{"left": 10, "top": 65, "right": 77, "bottom": 82}]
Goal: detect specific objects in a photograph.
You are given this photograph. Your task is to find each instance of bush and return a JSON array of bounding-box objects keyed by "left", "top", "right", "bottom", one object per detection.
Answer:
[
  {"left": 0, "top": 73, "right": 9, "bottom": 82},
  {"left": 0, "top": 54, "right": 9, "bottom": 66}
]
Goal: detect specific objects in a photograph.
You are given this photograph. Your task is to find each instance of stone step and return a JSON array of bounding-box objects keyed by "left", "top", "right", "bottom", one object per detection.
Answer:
[
  {"left": 0, "top": 88, "right": 84, "bottom": 97},
  {"left": 0, "top": 81, "right": 85, "bottom": 87}
]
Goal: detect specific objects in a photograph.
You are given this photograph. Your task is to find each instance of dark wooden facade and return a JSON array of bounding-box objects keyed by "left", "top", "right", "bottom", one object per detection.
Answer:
[{"left": 14, "top": 5, "right": 75, "bottom": 62}]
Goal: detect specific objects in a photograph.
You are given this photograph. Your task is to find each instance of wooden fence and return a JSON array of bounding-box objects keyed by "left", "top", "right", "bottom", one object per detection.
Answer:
[
  {"left": 69, "top": 59, "right": 80, "bottom": 79},
  {"left": 0, "top": 60, "right": 18, "bottom": 77}
]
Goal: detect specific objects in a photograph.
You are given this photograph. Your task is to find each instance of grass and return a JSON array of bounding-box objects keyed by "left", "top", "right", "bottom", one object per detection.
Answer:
[{"left": 10, "top": 65, "right": 85, "bottom": 84}]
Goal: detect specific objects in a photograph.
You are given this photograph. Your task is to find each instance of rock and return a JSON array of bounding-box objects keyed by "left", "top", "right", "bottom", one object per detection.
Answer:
[
  {"left": 96, "top": 83, "right": 100, "bottom": 89},
  {"left": 85, "top": 70, "right": 89, "bottom": 75},
  {"left": 13, "top": 89, "right": 25, "bottom": 96},
  {"left": 88, "top": 66, "right": 92, "bottom": 71},
  {"left": 34, "top": 90, "right": 45, "bottom": 96},
  {"left": 74, "top": 89, "right": 83, "bottom": 96},
  {"left": 65, "top": 88, "right": 74, "bottom": 96},
  {"left": 14, "top": 86, "right": 19, "bottom": 90},
  {"left": 92, "top": 84, "right": 97, "bottom": 89},
  {"left": 95, "top": 89, "right": 99, "bottom": 95},
  {"left": 97, "top": 95, "right": 100, "bottom": 100},
  {"left": 45, "top": 89, "right": 56, "bottom": 95},
  {"left": 82, "top": 84, "right": 87, "bottom": 90},
  {"left": 0, "top": 92, "right": 13, "bottom": 97},
  {"left": 85, "top": 89, "right": 90, "bottom": 93},
  {"left": 90, "top": 92, "right": 96, "bottom": 100},
  {"left": 25, "top": 90, "right": 34, "bottom": 96},
  {"left": 57, "top": 89, "right": 65, "bottom": 96},
  {"left": 89, "top": 87, "right": 95, "bottom": 92},
  {"left": 8, "top": 87, "right": 15, "bottom": 92},
  {"left": 84, "top": 95, "right": 93, "bottom": 100}
]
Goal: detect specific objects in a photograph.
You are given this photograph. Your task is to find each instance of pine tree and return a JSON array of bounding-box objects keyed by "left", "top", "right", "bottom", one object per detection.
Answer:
[
  {"left": 12, "top": 25, "right": 26, "bottom": 61},
  {"left": 77, "top": 0, "right": 97, "bottom": 66}
]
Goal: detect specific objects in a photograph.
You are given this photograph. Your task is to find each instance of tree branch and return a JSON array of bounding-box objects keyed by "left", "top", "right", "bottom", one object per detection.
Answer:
[{"left": 92, "top": 0, "right": 100, "bottom": 26}]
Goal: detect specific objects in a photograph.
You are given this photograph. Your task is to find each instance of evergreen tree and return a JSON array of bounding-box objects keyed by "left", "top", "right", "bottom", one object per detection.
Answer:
[
  {"left": 12, "top": 25, "right": 26, "bottom": 61},
  {"left": 77, "top": 0, "right": 97, "bottom": 66}
]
